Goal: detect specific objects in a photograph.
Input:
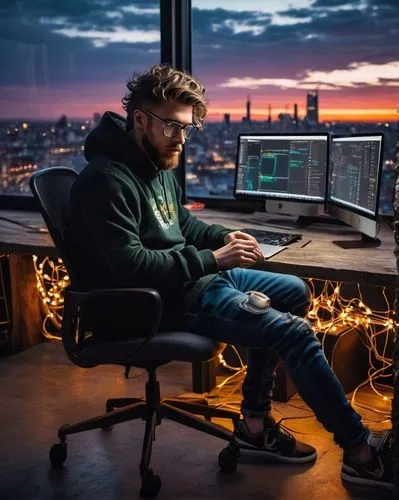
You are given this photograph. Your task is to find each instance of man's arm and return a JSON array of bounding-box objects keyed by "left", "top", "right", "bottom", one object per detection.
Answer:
[
  {"left": 75, "top": 169, "right": 218, "bottom": 296},
  {"left": 172, "top": 174, "right": 233, "bottom": 250}
]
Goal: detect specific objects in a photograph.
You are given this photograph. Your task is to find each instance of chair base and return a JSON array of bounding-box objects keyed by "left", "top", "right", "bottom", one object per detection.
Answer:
[{"left": 50, "top": 367, "right": 240, "bottom": 498}]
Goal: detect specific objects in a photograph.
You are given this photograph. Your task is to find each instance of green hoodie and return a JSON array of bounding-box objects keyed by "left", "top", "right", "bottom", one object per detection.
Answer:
[{"left": 65, "top": 111, "right": 232, "bottom": 329}]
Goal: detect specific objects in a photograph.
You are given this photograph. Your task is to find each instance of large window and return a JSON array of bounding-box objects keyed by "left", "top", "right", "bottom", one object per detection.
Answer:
[
  {"left": 189, "top": 0, "right": 398, "bottom": 214},
  {"left": 0, "top": 1, "right": 160, "bottom": 199}
]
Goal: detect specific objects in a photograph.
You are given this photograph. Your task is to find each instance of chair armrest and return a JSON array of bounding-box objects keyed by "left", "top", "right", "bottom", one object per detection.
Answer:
[{"left": 61, "top": 288, "right": 162, "bottom": 361}]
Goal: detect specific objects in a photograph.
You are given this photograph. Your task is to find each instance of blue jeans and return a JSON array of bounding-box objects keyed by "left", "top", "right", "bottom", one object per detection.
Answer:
[{"left": 181, "top": 268, "right": 369, "bottom": 450}]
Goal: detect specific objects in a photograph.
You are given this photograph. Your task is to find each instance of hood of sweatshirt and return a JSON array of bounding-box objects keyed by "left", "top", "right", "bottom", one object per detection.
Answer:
[
  {"left": 84, "top": 111, "right": 159, "bottom": 182},
  {"left": 84, "top": 111, "right": 175, "bottom": 223}
]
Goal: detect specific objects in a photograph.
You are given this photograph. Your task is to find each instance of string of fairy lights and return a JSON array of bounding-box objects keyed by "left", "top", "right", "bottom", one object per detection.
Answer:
[
  {"left": 33, "top": 255, "right": 394, "bottom": 418},
  {"left": 217, "top": 278, "right": 394, "bottom": 419},
  {"left": 32, "top": 255, "right": 70, "bottom": 340},
  {"left": 308, "top": 278, "right": 394, "bottom": 417}
]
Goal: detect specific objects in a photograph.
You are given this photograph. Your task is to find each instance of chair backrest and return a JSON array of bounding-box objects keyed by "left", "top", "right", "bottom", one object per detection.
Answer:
[{"left": 29, "top": 167, "right": 78, "bottom": 285}]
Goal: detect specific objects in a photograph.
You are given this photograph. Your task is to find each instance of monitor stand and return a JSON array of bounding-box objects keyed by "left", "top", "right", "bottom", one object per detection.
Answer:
[
  {"left": 261, "top": 215, "right": 314, "bottom": 230},
  {"left": 264, "top": 214, "right": 346, "bottom": 230},
  {"left": 260, "top": 200, "right": 335, "bottom": 230},
  {"left": 240, "top": 201, "right": 345, "bottom": 231},
  {"left": 332, "top": 233, "right": 381, "bottom": 249}
]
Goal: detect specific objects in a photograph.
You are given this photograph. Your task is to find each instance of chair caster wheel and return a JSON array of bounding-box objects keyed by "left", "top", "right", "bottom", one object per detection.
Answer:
[
  {"left": 218, "top": 444, "right": 239, "bottom": 473},
  {"left": 49, "top": 442, "right": 67, "bottom": 468},
  {"left": 140, "top": 470, "right": 162, "bottom": 498}
]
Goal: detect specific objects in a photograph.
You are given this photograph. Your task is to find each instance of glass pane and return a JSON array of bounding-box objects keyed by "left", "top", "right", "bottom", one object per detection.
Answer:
[
  {"left": 0, "top": 1, "right": 160, "bottom": 196},
  {"left": 190, "top": 1, "right": 398, "bottom": 214}
]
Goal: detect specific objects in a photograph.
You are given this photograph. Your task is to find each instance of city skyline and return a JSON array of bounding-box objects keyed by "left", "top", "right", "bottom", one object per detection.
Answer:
[{"left": 0, "top": 1, "right": 398, "bottom": 122}]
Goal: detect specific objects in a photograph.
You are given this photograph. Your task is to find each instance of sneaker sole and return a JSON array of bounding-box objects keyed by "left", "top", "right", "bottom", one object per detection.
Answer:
[
  {"left": 341, "top": 472, "right": 393, "bottom": 490},
  {"left": 235, "top": 438, "right": 317, "bottom": 464}
]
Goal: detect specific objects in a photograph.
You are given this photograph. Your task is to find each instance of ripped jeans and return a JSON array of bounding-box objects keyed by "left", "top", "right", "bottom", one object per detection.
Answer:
[{"left": 181, "top": 268, "right": 369, "bottom": 450}]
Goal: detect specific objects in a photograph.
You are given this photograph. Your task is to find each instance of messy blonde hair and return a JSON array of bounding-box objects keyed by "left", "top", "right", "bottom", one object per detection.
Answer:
[{"left": 122, "top": 64, "right": 208, "bottom": 131}]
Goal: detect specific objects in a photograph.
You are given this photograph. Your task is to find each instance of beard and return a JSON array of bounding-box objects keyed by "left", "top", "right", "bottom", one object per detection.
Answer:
[{"left": 142, "top": 134, "right": 181, "bottom": 171}]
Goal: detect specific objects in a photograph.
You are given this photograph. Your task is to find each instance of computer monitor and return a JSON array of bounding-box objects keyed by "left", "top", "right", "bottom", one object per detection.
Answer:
[
  {"left": 326, "top": 133, "right": 384, "bottom": 248},
  {"left": 234, "top": 133, "right": 329, "bottom": 227}
]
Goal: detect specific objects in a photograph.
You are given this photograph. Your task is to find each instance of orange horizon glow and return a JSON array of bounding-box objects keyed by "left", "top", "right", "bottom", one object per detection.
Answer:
[
  {"left": 207, "top": 110, "right": 398, "bottom": 123},
  {"left": 1, "top": 84, "right": 398, "bottom": 123},
  {"left": 207, "top": 106, "right": 399, "bottom": 123},
  {"left": 3, "top": 107, "right": 397, "bottom": 124}
]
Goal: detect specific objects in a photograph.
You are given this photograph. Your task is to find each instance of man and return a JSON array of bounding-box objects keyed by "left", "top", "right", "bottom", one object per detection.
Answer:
[{"left": 65, "top": 64, "right": 392, "bottom": 489}]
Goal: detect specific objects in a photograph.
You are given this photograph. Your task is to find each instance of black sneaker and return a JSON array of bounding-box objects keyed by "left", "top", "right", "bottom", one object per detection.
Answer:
[
  {"left": 233, "top": 417, "right": 317, "bottom": 464},
  {"left": 341, "top": 430, "right": 393, "bottom": 490}
]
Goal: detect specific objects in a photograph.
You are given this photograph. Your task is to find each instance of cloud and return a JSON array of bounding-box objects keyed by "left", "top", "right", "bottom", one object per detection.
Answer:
[
  {"left": 52, "top": 26, "right": 160, "bottom": 46},
  {"left": 275, "top": 8, "right": 313, "bottom": 19},
  {"left": 0, "top": 0, "right": 161, "bottom": 89},
  {"left": 0, "top": 1, "right": 160, "bottom": 41},
  {"left": 370, "top": 0, "right": 398, "bottom": 6},
  {"left": 219, "top": 61, "right": 399, "bottom": 90},
  {"left": 0, "top": 0, "right": 398, "bottom": 119},
  {"left": 212, "top": 19, "right": 268, "bottom": 36},
  {"left": 304, "top": 61, "right": 399, "bottom": 87},
  {"left": 192, "top": 1, "right": 399, "bottom": 82},
  {"left": 193, "top": 7, "right": 272, "bottom": 36},
  {"left": 121, "top": 6, "right": 160, "bottom": 15},
  {"left": 311, "top": 0, "right": 362, "bottom": 7},
  {"left": 219, "top": 76, "right": 341, "bottom": 91},
  {"left": 0, "top": 0, "right": 159, "bottom": 19}
]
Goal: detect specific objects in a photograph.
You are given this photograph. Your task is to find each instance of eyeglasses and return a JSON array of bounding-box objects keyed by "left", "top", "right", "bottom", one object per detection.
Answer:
[{"left": 141, "top": 109, "right": 201, "bottom": 140}]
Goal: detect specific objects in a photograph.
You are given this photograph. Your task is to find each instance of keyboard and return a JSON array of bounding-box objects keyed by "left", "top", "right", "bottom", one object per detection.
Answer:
[{"left": 240, "top": 227, "right": 302, "bottom": 246}]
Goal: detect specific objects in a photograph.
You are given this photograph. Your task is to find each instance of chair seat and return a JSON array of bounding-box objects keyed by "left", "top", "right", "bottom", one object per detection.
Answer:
[{"left": 76, "top": 331, "right": 226, "bottom": 366}]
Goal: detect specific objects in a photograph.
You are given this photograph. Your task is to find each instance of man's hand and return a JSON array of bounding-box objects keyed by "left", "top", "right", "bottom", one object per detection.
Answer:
[
  {"left": 213, "top": 231, "right": 264, "bottom": 270},
  {"left": 224, "top": 230, "right": 264, "bottom": 257},
  {"left": 224, "top": 230, "right": 259, "bottom": 247}
]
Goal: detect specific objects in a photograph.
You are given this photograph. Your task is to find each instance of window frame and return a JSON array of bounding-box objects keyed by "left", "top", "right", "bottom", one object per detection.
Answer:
[
  {"left": 1, "top": 0, "right": 260, "bottom": 213},
  {"left": 160, "top": 0, "right": 192, "bottom": 204},
  {"left": 1, "top": 1, "right": 165, "bottom": 211},
  {"left": 175, "top": 0, "right": 263, "bottom": 211}
]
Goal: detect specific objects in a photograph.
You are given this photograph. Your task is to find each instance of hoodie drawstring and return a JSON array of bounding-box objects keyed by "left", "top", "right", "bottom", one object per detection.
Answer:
[{"left": 160, "top": 173, "right": 171, "bottom": 219}]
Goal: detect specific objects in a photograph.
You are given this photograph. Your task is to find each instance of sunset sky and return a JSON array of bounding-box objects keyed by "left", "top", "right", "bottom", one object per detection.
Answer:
[{"left": 0, "top": 0, "right": 398, "bottom": 123}]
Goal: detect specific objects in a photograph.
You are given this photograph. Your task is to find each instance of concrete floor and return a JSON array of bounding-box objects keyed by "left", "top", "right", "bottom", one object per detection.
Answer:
[{"left": 0, "top": 341, "right": 393, "bottom": 500}]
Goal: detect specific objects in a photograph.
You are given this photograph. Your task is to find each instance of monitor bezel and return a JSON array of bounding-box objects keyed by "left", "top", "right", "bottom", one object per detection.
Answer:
[
  {"left": 233, "top": 132, "right": 330, "bottom": 205},
  {"left": 326, "top": 132, "right": 384, "bottom": 221}
]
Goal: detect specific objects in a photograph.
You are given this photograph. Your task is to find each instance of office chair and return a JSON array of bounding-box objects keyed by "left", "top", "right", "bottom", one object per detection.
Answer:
[{"left": 29, "top": 167, "right": 240, "bottom": 498}]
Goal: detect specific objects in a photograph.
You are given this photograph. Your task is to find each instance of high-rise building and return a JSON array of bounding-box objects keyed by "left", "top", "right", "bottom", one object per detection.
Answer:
[
  {"left": 267, "top": 104, "right": 272, "bottom": 128},
  {"left": 223, "top": 113, "right": 231, "bottom": 127},
  {"left": 306, "top": 90, "right": 319, "bottom": 124},
  {"left": 246, "top": 95, "right": 251, "bottom": 124},
  {"left": 293, "top": 103, "right": 298, "bottom": 128}
]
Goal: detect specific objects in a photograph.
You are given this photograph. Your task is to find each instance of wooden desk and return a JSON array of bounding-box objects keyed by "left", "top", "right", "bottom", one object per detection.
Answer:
[
  {"left": 0, "top": 211, "right": 57, "bottom": 352},
  {"left": 0, "top": 209, "right": 396, "bottom": 392},
  {"left": 1, "top": 208, "right": 395, "bottom": 285},
  {"left": 197, "top": 209, "right": 397, "bottom": 288}
]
